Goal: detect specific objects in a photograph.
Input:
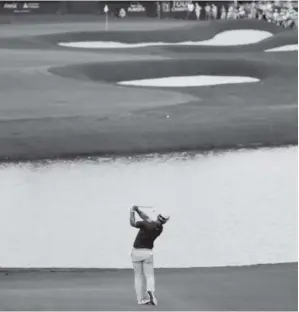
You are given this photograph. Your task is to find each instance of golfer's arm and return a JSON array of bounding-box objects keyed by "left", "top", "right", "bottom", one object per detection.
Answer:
[
  {"left": 135, "top": 208, "right": 151, "bottom": 222},
  {"left": 130, "top": 210, "right": 137, "bottom": 227}
]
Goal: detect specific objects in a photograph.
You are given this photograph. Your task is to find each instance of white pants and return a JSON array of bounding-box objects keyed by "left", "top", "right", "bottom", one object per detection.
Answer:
[{"left": 131, "top": 248, "right": 155, "bottom": 303}]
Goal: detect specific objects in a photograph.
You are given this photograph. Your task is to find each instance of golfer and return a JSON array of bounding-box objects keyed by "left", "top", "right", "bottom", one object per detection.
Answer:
[{"left": 130, "top": 205, "right": 170, "bottom": 306}]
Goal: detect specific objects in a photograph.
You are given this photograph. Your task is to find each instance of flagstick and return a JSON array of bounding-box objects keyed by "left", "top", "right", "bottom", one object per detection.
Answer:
[
  {"left": 105, "top": 12, "right": 108, "bottom": 31},
  {"left": 104, "top": 5, "right": 109, "bottom": 32}
]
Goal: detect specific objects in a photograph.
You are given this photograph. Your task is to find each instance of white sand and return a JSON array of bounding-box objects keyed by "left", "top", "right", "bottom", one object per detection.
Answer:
[
  {"left": 119, "top": 75, "right": 260, "bottom": 87},
  {"left": 183, "top": 29, "right": 273, "bottom": 46},
  {"left": 265, "top": 44, "right": 298, "bottom": 52},
  {"left": 59, "top": 30, "right": 273, "bottom": 49},
  {"left": 0, "top": 146, "right": 296, "bottom": 268}
]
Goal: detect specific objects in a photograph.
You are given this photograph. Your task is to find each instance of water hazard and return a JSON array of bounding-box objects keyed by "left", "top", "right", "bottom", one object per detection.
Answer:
[{"left": 0, "top": 146, "right": 297, "bottom": 268}]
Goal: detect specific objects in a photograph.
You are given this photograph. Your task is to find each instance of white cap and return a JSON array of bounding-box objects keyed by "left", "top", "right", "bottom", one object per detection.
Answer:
[{"left": 157, "top": 211, "right": 170, "bottom": 223}]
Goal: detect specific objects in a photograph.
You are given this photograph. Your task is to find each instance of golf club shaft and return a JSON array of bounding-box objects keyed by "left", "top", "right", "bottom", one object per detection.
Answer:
[{"left": 138, "top": 205, "right": 153, "bottom": 209}]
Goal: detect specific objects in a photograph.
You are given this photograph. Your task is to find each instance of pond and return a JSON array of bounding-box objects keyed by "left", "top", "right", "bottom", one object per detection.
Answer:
[{"left": 0, "top": 146, "right": 296, "bottom": 268}]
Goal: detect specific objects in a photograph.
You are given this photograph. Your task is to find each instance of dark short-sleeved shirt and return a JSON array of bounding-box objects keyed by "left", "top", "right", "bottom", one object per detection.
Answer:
[{"left": 133, "top": 221, "right": 163, "bottom": 249}]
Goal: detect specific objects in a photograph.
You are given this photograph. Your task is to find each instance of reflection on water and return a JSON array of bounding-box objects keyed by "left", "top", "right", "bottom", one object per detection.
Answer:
[{"left": 0, "top": 147, "right": 297, "bottom": 268}]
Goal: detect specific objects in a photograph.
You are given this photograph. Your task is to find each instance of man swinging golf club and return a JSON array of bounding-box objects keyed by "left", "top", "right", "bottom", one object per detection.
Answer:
[{"left": 130, "top": 205, "right": 170, "bottom": 306}]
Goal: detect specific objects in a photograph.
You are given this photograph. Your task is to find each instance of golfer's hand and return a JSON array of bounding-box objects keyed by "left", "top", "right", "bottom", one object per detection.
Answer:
[{"left": 131, "top": 205, "right": 138, "bottom": 212}]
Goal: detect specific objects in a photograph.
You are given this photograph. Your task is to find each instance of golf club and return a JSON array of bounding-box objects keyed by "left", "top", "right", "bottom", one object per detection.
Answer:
[{"left": 137, "top": 205, "right": 155, "bottom": 212}]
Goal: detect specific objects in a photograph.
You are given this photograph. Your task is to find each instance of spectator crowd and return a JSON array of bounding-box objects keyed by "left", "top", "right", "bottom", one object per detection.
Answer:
[
  {"left": 115, "top": 1, "right": 297, "bottom": 29},
  {"left": 190, "top": 1, "right": 298, "bottom": 29}
]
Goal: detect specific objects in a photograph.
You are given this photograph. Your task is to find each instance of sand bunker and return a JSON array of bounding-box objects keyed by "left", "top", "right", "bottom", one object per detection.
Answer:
[
  {"left": 265, "top": 44, "right": 298, "bottom": 52},
  {"left": 118, "top": 75, "right": 260, "bottom": 87},
  {"left": 59, "top": 30, "right": 273, "bottom": 49},
  {"left": 183, "top": 29, "right": 273, "bottom": 46}
]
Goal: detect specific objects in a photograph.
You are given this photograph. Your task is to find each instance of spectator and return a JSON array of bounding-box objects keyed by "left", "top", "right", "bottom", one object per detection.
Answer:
[
  {"left": 257, "top": 7, "right": 264, "bottom": 19},
  {"left": 226, "top": 5, "right": 235, "bottom": 19},
  {"left": 156, "top": 1, "right": 161, "bottom": 18},
  {"left": 286, "top": 0, "right": 293, "bottom": 10},
  {"left": 266, "top": 1, "right": 273, "bottom": 12},
  {"left": 195, "top": 3, "right": 202, "bottom": 20},
  {"left": 220, "top": 5, "right": 227, "bottom": 20},
  {"left": 212, "top": 4, "right": 218, "bottom": 19},
  {"left": 249, "top": 2, "right": 257, "bottom": 19},
  {"left": 239, "top": 4, "right": 246, "bottom": 18},
  {"left": 273, "top": 8, "right": 280, "bottom": 24},
  {"left": 119, "top": 7, "right": 126, "bottom": 18},
  {"left": 234, "top": 6, "right": 239, "bottom": 19},
  {"left": 187, "top": 1, "right": 194, "bottom": 20},
  {"left": 205, "top": 3, "right": 211, "bottom": 20}
]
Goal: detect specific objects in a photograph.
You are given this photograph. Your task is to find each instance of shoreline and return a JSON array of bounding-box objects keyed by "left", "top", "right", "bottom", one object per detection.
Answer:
[
  {"left": 0, "top": 261, "right": 297, "bottom": 272},
  {"left": 0, "top": 142, "right": 296, "bottom": 165}
]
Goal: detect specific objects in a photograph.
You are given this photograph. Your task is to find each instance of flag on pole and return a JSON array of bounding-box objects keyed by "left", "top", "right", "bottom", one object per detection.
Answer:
[{"left": 104, "top": 5, "right": 109, "bottom": 31}]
